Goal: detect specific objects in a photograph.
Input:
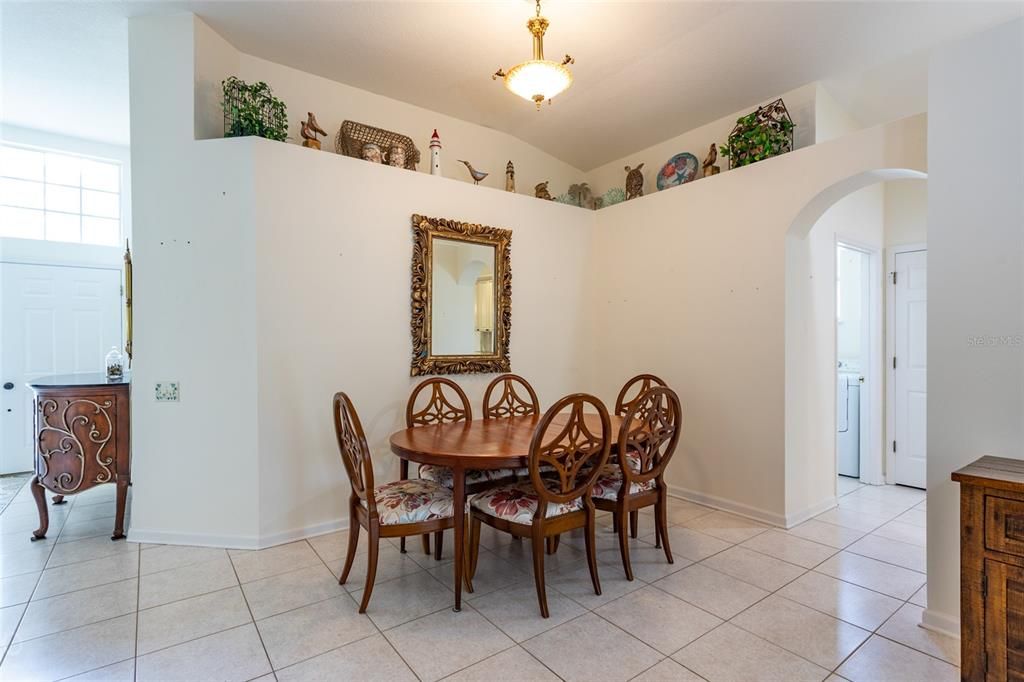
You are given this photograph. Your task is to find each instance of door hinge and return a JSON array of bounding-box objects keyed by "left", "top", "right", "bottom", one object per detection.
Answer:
[
  {"left": 985, "top": 649, "right": 989, "bottom": 673},
  {"left": 891, "top": 271, "right": 898, "bottom": 285},
  {"left": 893, "top": 356, "right": 897, "bottom": 369},
  {"left": 893, "top": 440, "right": 897, "bottom": 453},
  {"left": 983, "top": 571, "right": 988, "bottom": 597}
]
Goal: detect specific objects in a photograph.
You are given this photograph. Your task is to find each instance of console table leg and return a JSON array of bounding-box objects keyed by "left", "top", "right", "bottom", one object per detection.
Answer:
[
  {"left": 52, "top": 495, "right": 67, "bottom": 505},
  {"left": 30, "top": 476, "right": 49, "bottom": 541},
  {"left": 111, "top": 478, "right": 129, "bottom": 540}
]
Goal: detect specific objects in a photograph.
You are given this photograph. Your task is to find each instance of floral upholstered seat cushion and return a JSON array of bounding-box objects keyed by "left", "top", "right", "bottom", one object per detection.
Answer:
[
  {"left": 590, "top": 454, "right": 655, "bottom": 500},
  {"left": 470, "top": 482, "right": 582, "bottom": 525},
  {"left": 418, "top": 464, "right": 517, "bottom": 489},
  {"left": 361, "top": 479, "right": 455, "bottom": 525}
]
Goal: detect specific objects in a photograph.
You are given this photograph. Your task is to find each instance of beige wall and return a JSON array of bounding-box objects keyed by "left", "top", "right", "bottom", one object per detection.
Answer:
[
  {"left": 925, "top": 17, "right": 1023, "bottom": 638},
  {"left": 129, "top": 13, "right": 930, "bottom": 546},
  {"left": 586, "top": 83, "right": 818, "bottom": 199},
  {"left": 591, "top": 118, "right": 925, "bottom": 526},
  {"left": 251, "top": 144, "right": 596, "bottom": 541},
  {"left": 884, "top": 181, "right": 928, "bottom": 247},
  {"left": 232, "top": 56, "right": 586, "bottom": 198}
]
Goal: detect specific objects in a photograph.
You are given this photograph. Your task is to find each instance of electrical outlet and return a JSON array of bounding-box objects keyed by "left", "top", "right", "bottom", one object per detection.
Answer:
[{"left": 155, "top": 382, "right": 180, "bottom": 402}]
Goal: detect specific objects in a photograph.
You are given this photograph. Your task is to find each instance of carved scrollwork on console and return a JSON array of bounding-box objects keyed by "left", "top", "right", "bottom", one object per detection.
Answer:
[{"left": 37, "top": 398, "right": 114, "bottom": 492}]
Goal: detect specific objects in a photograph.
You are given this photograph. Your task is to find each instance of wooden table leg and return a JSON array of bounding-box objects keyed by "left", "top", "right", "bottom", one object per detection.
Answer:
[
  {"left": 399, "top": 459, "right": 409, "bottom": 554},
  {"left": 30, "top": 476, "right": 49, "bottom": 541},
  {"left": 112, "top": 477, "right": 129, "bottom": 540},
  {"left": 452, "top": 465, "right": 465, "bottom": 612}
]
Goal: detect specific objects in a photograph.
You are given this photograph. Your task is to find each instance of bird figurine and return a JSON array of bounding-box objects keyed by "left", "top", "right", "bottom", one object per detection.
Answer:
[
  {"left": 300, "top": 112, "right": 327, "bottom": 150},
  {"left": 702, "top": 143, "right": 720, "bottom": 177},
  {"left": 458, "top": 160, "right": 489, "bottom": 185}
]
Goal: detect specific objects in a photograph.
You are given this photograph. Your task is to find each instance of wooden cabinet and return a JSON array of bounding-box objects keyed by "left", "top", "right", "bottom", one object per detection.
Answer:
[
  {"left": 27, "top": 373, "right": 131, "bottom": 541},
  {"left": 953, "top": 456, "right": 1024, "bottom": 681}
]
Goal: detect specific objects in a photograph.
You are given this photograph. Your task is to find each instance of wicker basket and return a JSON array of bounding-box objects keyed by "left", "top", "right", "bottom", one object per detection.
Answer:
[{"left": 336, "top": 121, "right": 420, "bottom": 170}]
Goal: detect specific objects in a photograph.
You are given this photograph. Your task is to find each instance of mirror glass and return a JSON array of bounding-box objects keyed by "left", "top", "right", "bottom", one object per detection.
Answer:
[{"left": 430, "top": 237, "right": 496, "bottom": 356}]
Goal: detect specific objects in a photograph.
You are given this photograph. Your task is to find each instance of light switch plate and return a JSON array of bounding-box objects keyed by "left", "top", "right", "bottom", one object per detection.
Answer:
[{"left": 155, "top": 382, "right": 180, "bottom": 402}]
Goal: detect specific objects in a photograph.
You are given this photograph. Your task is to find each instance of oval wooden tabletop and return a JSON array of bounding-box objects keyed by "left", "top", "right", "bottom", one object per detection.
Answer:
[{"left": 389, "top": 413, "right": 623, "bottom": 469}]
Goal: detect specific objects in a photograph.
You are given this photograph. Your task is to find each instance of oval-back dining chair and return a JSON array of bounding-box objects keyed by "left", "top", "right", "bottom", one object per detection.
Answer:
[
  {"left": 612, "top": 373, "right": 668, "bottom": 538},
  {"left": 467, "top": 393, "right": 611, "bottom": 617},
  {"left": 592, "top": 386, "right": 682, "bottom": 580},
  {"left": 482, "top": 374, "right": 541, "bottom": 420},
  {"left": 333, "top": 392, "right": 455, "bottom": 613},
  {"left": 614, "top": 374, "right": 668, "bottom": 417}
]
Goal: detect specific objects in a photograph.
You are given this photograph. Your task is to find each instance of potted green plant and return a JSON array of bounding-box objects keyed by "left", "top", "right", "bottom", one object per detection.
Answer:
[
  {"left": 221, "top": 77, "right": 288, "bottom": 142},
  {"left": 720, "top": 98, "right": 795, "bottom": 169}
]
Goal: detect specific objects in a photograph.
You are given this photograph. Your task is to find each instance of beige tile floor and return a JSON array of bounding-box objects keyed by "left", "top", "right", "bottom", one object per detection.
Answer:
[{"left": 0, "top": 474, "right": 956, "bottom": 682}]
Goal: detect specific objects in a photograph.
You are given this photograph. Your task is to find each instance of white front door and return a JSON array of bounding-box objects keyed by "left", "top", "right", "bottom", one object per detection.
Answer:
[
  {"left": 893, "top": 249, "right": 927, "bottom": 488},
  {"left": 0, "top": 262, "right": 122, "bottom": 474}
]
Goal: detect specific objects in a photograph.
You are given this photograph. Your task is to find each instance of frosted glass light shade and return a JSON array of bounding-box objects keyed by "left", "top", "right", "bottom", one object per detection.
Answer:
[{"left": 503, "top": 60, "right": 573, "bottom": 106}]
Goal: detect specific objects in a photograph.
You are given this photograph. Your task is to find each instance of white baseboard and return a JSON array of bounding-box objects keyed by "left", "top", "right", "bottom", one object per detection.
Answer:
[
  {"left": 921, "top": 608, "right": 961, "bottom": 640},
  {"left": 667, "top": 484, "right": 787, "bottom": 527},
  {"left": 127, "top": 516, "right": 347, "bottom": 550},
  {"left": 784, "top": 496, "right": 838, "bottom": 529}
]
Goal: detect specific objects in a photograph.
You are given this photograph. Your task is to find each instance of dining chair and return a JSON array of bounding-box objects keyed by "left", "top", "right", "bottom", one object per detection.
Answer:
[
  {"left": 404, "top": 377, "right": 513, "bottom": 558},
  {"left": 333, "top": 392, "right": 456, "bottom": 613},
  {"left": 483, "top": 373, "right": 542, "bottom": 483},
  {"left": 467, "top": 393, "right": 611, "bottom": 617},
  {"left": 482, "top": 373, "right": 540, "bottom": 420},
  {"left": 613, "top": 373, "right": 668, "bottom": 538},
  {"left": 592, "top": 386, "right": 681, "bottom": 581}
]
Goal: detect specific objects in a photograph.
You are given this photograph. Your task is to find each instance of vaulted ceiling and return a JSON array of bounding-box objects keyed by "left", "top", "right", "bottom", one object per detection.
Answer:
[{"left": 3, "top": 1, "right": 1020, "bottom": 169}]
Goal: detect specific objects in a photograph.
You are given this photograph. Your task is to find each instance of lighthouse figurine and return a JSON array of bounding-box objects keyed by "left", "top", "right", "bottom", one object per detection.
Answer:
[
  {"left": 505, "top": 160, "right": 515, "bottom": 192},
  {"left": 429, "top": 129, "right": 442, "bottom": 176}
]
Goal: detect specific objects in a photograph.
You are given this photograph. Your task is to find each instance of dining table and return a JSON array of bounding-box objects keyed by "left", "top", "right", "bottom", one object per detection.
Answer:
[{"left": 389, "top": 412, "right": 624, "bottom": 611}]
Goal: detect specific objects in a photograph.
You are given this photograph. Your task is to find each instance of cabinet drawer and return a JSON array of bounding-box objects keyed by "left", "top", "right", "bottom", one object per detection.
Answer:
[{"left": 986, "top": 496, "right": 1024, "bottom": 556}]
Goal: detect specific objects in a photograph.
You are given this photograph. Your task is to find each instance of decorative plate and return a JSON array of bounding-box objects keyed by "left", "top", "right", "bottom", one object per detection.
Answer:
[{"left": 656, "top": 152, "right": 699, "bottom": 191}]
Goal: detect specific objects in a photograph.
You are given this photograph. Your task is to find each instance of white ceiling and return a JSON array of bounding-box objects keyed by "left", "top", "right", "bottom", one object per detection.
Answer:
[{"left": 3, "top": 1, "right": 1021, "bottom": 169}]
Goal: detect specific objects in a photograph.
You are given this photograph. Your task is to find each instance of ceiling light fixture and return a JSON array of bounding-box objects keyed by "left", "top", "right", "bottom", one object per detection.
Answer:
[{"left": 492, "top": 0, "right": 575, "bottom": 110}]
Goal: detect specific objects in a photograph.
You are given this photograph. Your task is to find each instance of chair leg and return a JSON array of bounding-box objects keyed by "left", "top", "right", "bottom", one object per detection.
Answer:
[
  {"left": 421, "top": 533, "right": 431, "bottom": 555},
  {"left": 584, "top": 508, "right": 602, "bottom": 596},
  {"left": 630, "top": 509, "right": 639, "bottom": 538},
  {"left": 468, "top": 516, "right": 482, "bottom": 581},
  {"left": 653, "top": 505, "right": 662, "bottom": 549},
  {"left": 552, "top": 534, "right": 561, "bottom": 553},
  {"left": 530, "top": 530, "right": 550, "bottom": 618},
  {"left": 612, "top": 514, "right": 620, "bottom": 533},
  {"left": 617, "top": 506, "right": 634, "bottom": 581},
  {"left": 545, "top": 535, "right": 561, "bottom": 555},
  {"left": 339, "top": 509, "right": 360, "bottom": 584},
  {"left": 357, "top": 523, "right": 380, "bottom": 613},
  {"left": 658, "top": 492, "right": 673, "bottom": 564},
  {"left": 399, "top": 460, "right": 409, "bottom": 553},
  {"left": 433, "top": 530, "right": 444, "bottom": 560}
]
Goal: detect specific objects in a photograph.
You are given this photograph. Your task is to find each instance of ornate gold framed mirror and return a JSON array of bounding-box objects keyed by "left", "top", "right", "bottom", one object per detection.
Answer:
[{"left": 410, "top": 214, "right": 511, "bottom": 376}]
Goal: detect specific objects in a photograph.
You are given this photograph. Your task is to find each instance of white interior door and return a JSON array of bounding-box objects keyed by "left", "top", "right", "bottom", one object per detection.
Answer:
[
  {"left": 0, "top": 262, "right": 122, "bottom": 474},
  {"left": 893, "top": 249, "right": 927, "bottom": 488}
]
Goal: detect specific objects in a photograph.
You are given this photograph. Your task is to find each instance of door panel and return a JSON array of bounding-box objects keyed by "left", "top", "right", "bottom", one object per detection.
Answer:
[
  {"left": 1, "top": 262, "right": 121, "bottom": 474},
  {"left": 894, "top": 249, "right": 927, "bottom": 489}
]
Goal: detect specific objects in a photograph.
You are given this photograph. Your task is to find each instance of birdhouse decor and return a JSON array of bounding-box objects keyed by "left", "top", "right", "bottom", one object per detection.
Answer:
[
  {"left": 222, "top": 77, "right": 288, "bottom": 142},
  {"left": 336, "top": 120, "right": 420, "bottom": 170},
  {"left": 720, "top": 98, "right": 795, "bottom": 169}
]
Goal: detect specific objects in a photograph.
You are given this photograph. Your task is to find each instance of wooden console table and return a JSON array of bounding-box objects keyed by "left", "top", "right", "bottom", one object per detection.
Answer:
[
  {"left": 27, "top": 373, "right": 131, "bottom": 541},
  {"left": 952, "top": 455, "right": 1024, "bottom": 680}
]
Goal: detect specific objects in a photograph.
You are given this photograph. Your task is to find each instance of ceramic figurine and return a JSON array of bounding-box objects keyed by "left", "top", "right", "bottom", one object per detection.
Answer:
[
  {"left": 568, "top": 182, "right": 594, "bottom": 209},
  {"left": 702, "top": 143, "right": 720, "bottom": 177},
  {"left": 299, "top": 112, "right": 327, "bottom": 150},
  {"left": 505, "top": 160, "right": 515, "bottom": 192},
  {"left": 429, "top": 129, "right": 442, "bottom": 176},
  {"left": 535, "top": 181, "right": 553, "bottom": 200},
  {"left": 361, "top": 142, "right": 383, "bottom": 163},
  {"left": 388, "top": 144, "right": 407, "bottom": 168},
  {"left": 656, "top": 153, "right": 699, "bottom": 191},
  {"left": 459, "top": 160, "right": 489, "bottom": 185},
  {"left": 625, "top": 163, "right": 644, "bottom": 200}
]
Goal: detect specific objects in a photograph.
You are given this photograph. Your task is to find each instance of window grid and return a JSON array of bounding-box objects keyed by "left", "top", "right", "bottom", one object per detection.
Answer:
[{"left": 0, "top": 143, "right": 122, "bottom": 246}]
